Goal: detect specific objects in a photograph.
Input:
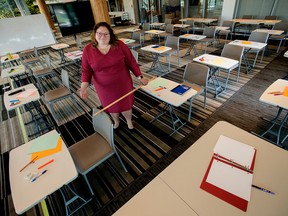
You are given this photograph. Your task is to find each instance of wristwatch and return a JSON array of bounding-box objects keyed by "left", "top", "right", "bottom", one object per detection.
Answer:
[{"left": 137, "top": 75, "right": 143, "bottom": 80}]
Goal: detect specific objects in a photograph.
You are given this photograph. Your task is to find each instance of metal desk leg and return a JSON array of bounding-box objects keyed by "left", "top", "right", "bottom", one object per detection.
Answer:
[
  {"left": 147, "top": 53, "right": 167, "bottom": 75},
  {"left": 182, "top": 41, "right": 198, "bottom": 58},
  {"left": 208, "top": 67, "right": 224, "bottom": 97}
]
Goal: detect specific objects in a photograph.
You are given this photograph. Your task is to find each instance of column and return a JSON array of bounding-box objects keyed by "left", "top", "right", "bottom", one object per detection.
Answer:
[
  {"left": 36, "top": 0, "right": 56, "bottom": 32},
  {"left": 90, "top": 0, "right": 111, "bottom": 25}
]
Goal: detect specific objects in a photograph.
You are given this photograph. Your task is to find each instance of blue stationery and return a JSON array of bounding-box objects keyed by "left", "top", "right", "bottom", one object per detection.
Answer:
[{"left": 171, "top": 84, "right": 191, "bottom": 95}]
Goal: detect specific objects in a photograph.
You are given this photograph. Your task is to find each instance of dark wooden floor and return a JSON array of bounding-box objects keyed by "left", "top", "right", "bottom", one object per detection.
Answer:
[{"left": 96, "top": 48, "right": 288, "bottom": 215}]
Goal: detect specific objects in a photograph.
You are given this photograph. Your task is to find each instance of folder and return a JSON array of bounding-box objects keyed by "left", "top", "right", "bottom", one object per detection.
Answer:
[
  {"left": 200, "top": 135, "right": 256, "bottom": 212},
  {"left": 170, "top": 84, "right": 191, "bottom": 95}
]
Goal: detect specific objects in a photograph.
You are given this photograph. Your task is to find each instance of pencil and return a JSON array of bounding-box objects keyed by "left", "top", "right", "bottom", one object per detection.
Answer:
[
  {"left": 38, "top": 159, "right": 54, "bottom": 169},
  {"left": 19, "top": 156, "right": 38, "bottom": 172}
]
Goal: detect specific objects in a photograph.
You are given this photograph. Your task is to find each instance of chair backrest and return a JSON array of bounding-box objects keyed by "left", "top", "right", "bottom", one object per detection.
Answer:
[
  {"left": 221, "top": 44, "right": 244, "bottom": 61},
  {"left": 203, "top": 27, "right": 216, "bottom": 38},
  {"left": 242, "top": 15, "right": 254, "bottom": 19},
  {"left": 165, "top": 24, "right": 174, "bottom": 34},
  {"left": 33, "top": 47, "right": 39, "bottom": 57},
  {"left": 193, "top": 14, "right": 201, "bottom": 18},
  {"left": 142, "top": 23, "right": 150, "bottom": 31},
  {"left": 132, "top": 31, "right": 142, "bottom": 43},
  {"left": 44, "top": 55, "right": 52, "bottom": 68},
  {"left": 264, "top": 15, "right": 278, "bottom": 20},
  {"left": 183, "top": 62, "right": 209, "bottom": 87},
  {"left": 61, "top": 69, "right": 70, "bottom": 89},
  {"left": 165, "top": 36, "right": 179, "bottom": 50},
  {"left": 164, "top": 18, "right": 172, "bottom": 25},
  {"left": 131, "top": 49, "right": 138, "bottom": 63},
  {"left": 248, "top": 31, "right": 269, "bottom": 43},
  {"left": 222, "top": 20, "right": 235, "bottom": 30},
  {"left": 272, "top": 21, "right": 288, "bottom": 32},
  {"left": 75, "top": 35, "right": 83, "bottom": 50},
  {"left": 186, "top": 20, "right": 194, "bottom": 27},
  {"left": 92, "top": 108, "right": 114, "bottom": 147}
]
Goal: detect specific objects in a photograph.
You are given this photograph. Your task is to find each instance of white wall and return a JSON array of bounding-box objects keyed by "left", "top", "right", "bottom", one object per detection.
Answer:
[
  {"left": 123, "top": 0, "right": 135, "bottom": 24},
  {"left": 220, "top": 0, "right": 237, "bottom": 24}
]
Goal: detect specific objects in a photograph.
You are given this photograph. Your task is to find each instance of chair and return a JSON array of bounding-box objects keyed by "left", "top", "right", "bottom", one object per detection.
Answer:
[
  {"left": 160, "top": 36, "right": 180, "bottom": 72},
  {"left": 66, "top": 35, "right": 83, "bottom": 52},
  {"left": 159, "top": 24, "right": 174, "bottom": 39},
  {"left": 160, "top": 18, "right": 172, "bottom": 30},
  {"left": 217, "top": 20, "right": 235, "bottom": 42},
  {"left": 69, "top": 108, "right": 127, "bottom": 196},
  {"left": 247, "top": 31, "right": 269, "bottom": 67},
  {"left": 264, "top": 15, "right": 278, "bottom": 20},
  {"left": 183, "top": 62, "right": 209, "bottom": 120},
  {"left": 20, "top": 47, "right": 44, "bottom": 69},
  {"left": 127, "top": 31, "right": 143, "bottom": 50},
  {"left": 198, "top": 27, "right": 217, "bottom": 53},
  {"left": 141, "top": 22, "right": 150, "bottom": 43},
  {"left": 221, "top": 44, "right": 244, "bottom": 83},
  {"left": 269, "top": 21, "right": 288, "bottom": 53},
  {"left": 44, "top": 69, "right": 81, "bottom": 122},
  {"left": 131, "top": 49, "right": 138, "bottom": 63},
  {"left": 32, "top": 55, "right": 54, "bottom": 93}
]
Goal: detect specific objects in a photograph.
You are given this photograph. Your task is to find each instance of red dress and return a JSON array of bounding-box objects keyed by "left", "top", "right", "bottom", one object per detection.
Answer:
[{"left": 81, "top": 41, "right": 141, "bottom": 113}]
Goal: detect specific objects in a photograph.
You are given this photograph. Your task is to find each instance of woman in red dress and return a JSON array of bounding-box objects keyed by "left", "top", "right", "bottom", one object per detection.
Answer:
[{"left": 80, "top": 22, "right": 148, "bottom": 130}]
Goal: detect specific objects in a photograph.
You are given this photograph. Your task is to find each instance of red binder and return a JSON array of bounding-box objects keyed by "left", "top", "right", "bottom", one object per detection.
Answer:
[{"left": 200, "top": 136, "right": 257, "bottom": 212}]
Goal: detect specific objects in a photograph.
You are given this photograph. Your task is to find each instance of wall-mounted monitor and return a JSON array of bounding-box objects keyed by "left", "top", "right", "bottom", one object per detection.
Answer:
[{"left": 51, "top": 1, "right": 95, "bottom": 37}]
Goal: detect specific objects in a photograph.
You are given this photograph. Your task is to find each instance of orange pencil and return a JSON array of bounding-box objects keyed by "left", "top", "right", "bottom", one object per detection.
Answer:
[{"left": 38, "top": 159, "right": 54, "bottom": 169}]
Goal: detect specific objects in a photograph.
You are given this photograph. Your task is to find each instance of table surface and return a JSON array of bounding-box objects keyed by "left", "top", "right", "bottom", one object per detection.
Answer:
[
  {"left": 113, "top": 176, "right": 198, "bottom": 216},
  {"left": 1, "top": 65, "right": 26, "bottom": 78},
  {"left": 9, "top": 130, "right": 78, "bottom": 214},
  {"left": 119, "top": 38, "right": 136, "bottom": 44},
  {"left": 141, "top": 44, "right": 172, "bottom": 54},
  {"left": 229, "top": 40, "right": 267, "bottom": 50},
  {"left": 180, "top": 18, "right": 217, "bottom": 23},
  {"left": 173, "top": 24, "right": 190, "bottom": 28},
  {"left": 64, "top": 50, "right": 83, "bottom": 60},
  {"left": 141, "top": 77, "right": 197, "bottom": 107},
  {"left": 253, "top": 29, "right": 284, "bottom": 35},
  {"left": 4, "top": 83, "right": 40, "bottom": 111},
  {"left": 179, "top": 34, "right": 207, "bottom": 40},
  {"left": 193, "top": 54, "right": 239, "bottom": 70},
  {"left": 51, "top": 43, "right": 69, "bottom": 50},
  {"left": 149, "top": 22, "right": 165, "bottom": 26},
  {"left": 259, "top": 79, "right": 288, "bottom": 109},
  {"left": 1, "top": 54, "right": 20, "bottom": 63},
  {"left": 231, "top": 19, "right": 281, "bottom": 25},
  {"left": 144, "top": 30, "right": 165, "bottom": 34},
  {"left": 114, "top": 121, "right": 288, "bottom": 216}
]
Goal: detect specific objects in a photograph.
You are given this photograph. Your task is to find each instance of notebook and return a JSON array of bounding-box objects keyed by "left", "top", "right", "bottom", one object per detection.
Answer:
[{"left": 170, "top": 84, "right": 191, "bottom": 95}]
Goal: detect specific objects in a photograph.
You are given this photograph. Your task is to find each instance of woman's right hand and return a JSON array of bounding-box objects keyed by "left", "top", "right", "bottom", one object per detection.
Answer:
[{"left": 79, "top": 87, "right": 88, "bottom": 99}]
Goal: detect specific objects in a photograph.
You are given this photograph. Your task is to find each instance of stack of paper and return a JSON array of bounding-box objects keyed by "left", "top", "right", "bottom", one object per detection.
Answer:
[
  {"left": 200, "top": 135, "right": 257, "bottom": 211},
  {"left": 28, "top": 131, "right": 62, "bottom": 160}
]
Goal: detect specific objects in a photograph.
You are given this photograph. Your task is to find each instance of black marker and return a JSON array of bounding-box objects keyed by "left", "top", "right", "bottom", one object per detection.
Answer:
[{"left": 8, "top": 88, "right": 25, "bottom": 96}]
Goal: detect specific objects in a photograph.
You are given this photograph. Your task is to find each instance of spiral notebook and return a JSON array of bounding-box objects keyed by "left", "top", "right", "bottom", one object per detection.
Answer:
[{"left": 170, "top": 84, "right": 191, "bottom": 95}]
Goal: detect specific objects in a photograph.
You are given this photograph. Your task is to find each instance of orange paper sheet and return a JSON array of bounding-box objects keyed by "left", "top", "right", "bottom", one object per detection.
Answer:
[
  {"left": 31, "top": 137, "right": 62, "bottom": 160},
  {"left": 241, "top": 41, "right": 252, "bottom": 45},
  {"left": 154, "top": 46, "right": 166, "bottom": 51}
]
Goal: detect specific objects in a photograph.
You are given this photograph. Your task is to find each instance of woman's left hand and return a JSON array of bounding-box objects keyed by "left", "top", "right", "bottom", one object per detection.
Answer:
[{"left": 140, "top": 78, "right": 149, "bottom": 86}]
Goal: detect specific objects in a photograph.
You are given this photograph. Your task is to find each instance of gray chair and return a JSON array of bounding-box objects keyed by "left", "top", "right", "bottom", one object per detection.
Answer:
[
  {"left": 141, "top": 22, "right": 150, "bottom": 43},
  {"left": 127, "top": 31, "right": 143, "bottom": 50},
  {"left": 69, "top": 108, "right": 127, "bottom": 196},
  {"left": 221, "top": 44, "right": 244, "bottom": 83},
  {"left": 44, "top": 69, "right": 81, "bottom": 122},
  {"left": 159, "top": 24, "right": 174, "bottom": 39},
  {"left": 160, "top": 36, "right": 180, "bottom": 72},
  {"left": 183, "top": 62, "right": 209, "bottom": 120},
  {"left": 264, "top": 15, "right": 278, "bottom": 20},
  {"left": 217, "top": 20, "right": 235, "bottom": 42},
  {"left": 131, "top": 49, "right": 138, "bottom": 63},
  {"left": 198, "top": 27, "right": 217, "bottom": 53},
  {"left": 20, "top": 47, "right": 43, "bottom": 67},
  {"left": 247, "top": 31, "right": 269, "bottom": 67},
  {"left": 32, "top": 55, "right": 54, "bottom": 93},
  {"left": 66, "top": 35, "right": 83, "bottom": 52},
  {"left": 270, "top": 21, "right": 288, "bottom": 53},
  {"left": 160, "top": 18, "right": 172, "bottom": 30}
]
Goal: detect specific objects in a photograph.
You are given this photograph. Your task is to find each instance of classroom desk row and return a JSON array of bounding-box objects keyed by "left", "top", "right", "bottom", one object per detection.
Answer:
[{"left": 113, "top": 121, "right": 288, "bottom": 216}]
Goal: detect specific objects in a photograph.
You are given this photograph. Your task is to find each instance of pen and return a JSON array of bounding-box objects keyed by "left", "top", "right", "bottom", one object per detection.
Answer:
[
  {"left": 38, "top": 159, "right": 54, "bottom": 169},
  {"left": 31, "top": 170, "right": 48, "bottom": 182},
  {"left": 252, "top": 184, "right": 275, "bottom": 195},
  {"left": 268, "top": 91, "right": 281, "bottom": 94},
  {"left": 19, "top": 156, "right": 38, "bottom": 172}
]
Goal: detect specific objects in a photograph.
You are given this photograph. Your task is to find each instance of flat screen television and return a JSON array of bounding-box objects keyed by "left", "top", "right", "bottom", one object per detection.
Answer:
[{"left": 51, "top": 1, "right": 95, "bottom": 37}]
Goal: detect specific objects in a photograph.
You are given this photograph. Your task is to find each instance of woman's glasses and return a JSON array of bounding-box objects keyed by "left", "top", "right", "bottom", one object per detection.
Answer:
[{"left": 96, "top": 32, "right": 110, "bottom": 37}]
